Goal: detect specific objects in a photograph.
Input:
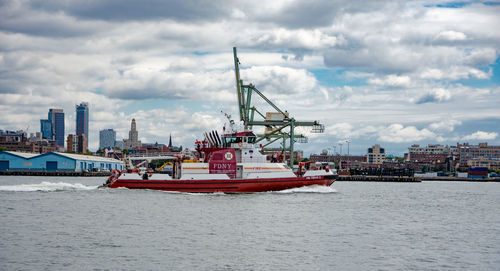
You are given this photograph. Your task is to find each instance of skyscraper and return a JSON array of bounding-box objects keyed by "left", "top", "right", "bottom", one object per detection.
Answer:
[
  {"left": 99, "top": 129, "right": 116, "bottom": 150},
  {"left": 76, "top": 102, "right": 89, "bottom": 150},
  {"left": 48, "top": 109, "right": 64, "bottom": 147},
  {"left": 40, "top": 119, "right": 52, "bottom": 140}
]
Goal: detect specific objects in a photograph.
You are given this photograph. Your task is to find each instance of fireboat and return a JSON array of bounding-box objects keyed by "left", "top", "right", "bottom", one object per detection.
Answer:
[{"left": 102, "top": 131, "right": 336, "bottom": 193}]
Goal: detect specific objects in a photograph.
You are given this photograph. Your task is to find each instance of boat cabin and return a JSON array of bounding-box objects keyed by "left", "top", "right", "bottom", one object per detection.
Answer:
[{"left": 222, "top": 132, "right": 257, "bottom": 148}]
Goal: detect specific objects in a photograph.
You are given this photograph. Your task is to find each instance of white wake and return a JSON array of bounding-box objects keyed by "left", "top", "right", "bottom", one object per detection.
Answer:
[
  {"left": 0, "top": 181, "right": 98, "bottom": 192},
  {"left": 274, "top": 185, "right": 337, "bottom": 194}
]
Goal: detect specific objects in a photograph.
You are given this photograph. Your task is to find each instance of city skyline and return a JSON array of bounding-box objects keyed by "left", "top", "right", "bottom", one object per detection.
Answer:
[{"left": 0, "top": 1, "right": 499, "bottom": 155}]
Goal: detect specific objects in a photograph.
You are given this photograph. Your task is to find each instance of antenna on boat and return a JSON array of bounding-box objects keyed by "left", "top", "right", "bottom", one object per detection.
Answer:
[{"left": 221, "top": 110, "right": 236, "bottom": 133}]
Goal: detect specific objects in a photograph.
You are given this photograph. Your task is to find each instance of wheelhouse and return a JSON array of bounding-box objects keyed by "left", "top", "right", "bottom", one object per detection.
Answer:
[{"left": 222, "top": 132, "right": 257, "bottom": 147}]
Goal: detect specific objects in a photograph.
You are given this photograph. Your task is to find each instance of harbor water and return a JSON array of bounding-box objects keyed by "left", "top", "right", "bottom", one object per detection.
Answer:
[{"left": 1, "top": 176, "right": 499, "bottom": 270}]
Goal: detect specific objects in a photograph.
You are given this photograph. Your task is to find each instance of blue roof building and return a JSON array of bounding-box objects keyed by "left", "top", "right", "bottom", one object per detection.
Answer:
[{"left": 0, "top": 151, "right": 124, "bottom": 172}]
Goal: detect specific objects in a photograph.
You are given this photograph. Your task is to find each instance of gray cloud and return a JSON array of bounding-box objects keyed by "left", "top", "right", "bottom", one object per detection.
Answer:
[
  {"left": 28, "top": 0, "right": 231, "bottom": 22},
  {"left": 250, "top": 0, "right": 398, "bottom": 29},
  {"left": 1, "top": 0, "right": 499, "bottom": 152},
  {"left": 415, "top": 88, "right": 452, "bottom": 104},
  {"left": 0, "top": 1, "right": 107, "bottom": 37}
]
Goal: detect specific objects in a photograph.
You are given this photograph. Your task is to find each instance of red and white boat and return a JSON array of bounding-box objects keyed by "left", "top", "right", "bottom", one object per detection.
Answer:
[{"left": 103, "top": 131, "right": 336, "bottom": 193}]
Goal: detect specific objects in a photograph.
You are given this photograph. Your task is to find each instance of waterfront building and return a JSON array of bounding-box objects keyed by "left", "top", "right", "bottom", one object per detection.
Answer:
[
  {"left": 123, "top": 119, "right": 141, "bottom": 150},
  {"left": 367, "top": 144, "right": 385, "bottom": 164},
  {"left": 131, "top": 143, "right": 170, "bottom": 156},
  {"left": 458, "top": 142, "right": 500, "bottom": 169},
  {"left": 0, "top": 130, "right": 26, "bottom": 143},
  {"left": 0, "top": 151, "right": 124, "bottom": 172},
  {"left": 99, "top": 129, "right": 116, "bottom": 150},
  {"left": 309, "top": 154, "right": 366, "bottom": 169},
  {"left": 76, "top": 102, "right": 89, "bottom": 150},
  {"left": 48, "top": 109, "right": 65, "bottom": 147},
  {"left": 1, "top": 130, "right": 58, "bottom": 153},
  {"left": 407, "top": 144, "right": 457, "bottom": 163},
  {"left": 406, "top": 143, "right": 459, "bottom": 172},
  {"left": 40, "top": 119, "right": 52, "bottom": 140},
  {"left": 467, "top": 158, "right": 500, "bottom": 170},
  {"left": 66, "top": 134, "right": 87, "bottom": 154}
]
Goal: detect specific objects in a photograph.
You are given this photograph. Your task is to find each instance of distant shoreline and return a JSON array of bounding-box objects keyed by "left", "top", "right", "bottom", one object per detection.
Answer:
[
  {"left": 336, "top": 175, "right": 500, "bottom": 182},
  {"left": 0, "top": 171, "right": 111, "bottom": 177}
]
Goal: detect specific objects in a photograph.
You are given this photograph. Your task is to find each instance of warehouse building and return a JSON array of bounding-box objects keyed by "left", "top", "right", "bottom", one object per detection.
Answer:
[{"left": 0, "top": 151, "right": 124, "bottom": 172}]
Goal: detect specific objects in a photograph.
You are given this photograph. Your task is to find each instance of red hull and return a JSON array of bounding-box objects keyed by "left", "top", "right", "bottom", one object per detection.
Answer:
[{"left": 109, "top": 175, "right": 335, "bottom": 193}]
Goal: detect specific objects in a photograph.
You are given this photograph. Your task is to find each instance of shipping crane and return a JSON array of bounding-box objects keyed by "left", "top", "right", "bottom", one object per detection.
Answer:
[{"left": 232, "top": 47, "right": 324, "bottom": 166}]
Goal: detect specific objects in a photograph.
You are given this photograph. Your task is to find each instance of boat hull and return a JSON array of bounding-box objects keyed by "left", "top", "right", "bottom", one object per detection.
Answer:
[{"left": 108, "top": 175, "right": 336, "bottom": 193}]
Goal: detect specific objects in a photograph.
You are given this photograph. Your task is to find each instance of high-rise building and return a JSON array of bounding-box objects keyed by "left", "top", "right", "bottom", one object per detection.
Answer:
[
  {"left": 76, "top": 102, "right": 89, "bottom": 150},
  {"left": 123, "top": 119, "right": 141, "bottom": 150},
  {"left": 99, "top": 129, "right": 116, "bottom": 150},
  {"left": 40, "top": 119, "right": 52, "bottom": 139},
  {"left": 48, "top": 109, "right": 64, "bottom": 147},
  {"left": 367, "top": 144, "right": 386, "bottom": 164},
  {"left": 67, "top": 134, "right": 87, "bottom": 153}
]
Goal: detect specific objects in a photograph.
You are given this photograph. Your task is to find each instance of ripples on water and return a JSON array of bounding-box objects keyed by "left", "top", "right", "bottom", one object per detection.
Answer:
[{"left": 0, "top": 176, "right": 499, "bottom": 270}]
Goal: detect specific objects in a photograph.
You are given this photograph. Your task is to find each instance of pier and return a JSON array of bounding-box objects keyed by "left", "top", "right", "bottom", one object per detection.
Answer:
[
  {"left": 337, "top": 175, "right": 500, "bottom": 182},
  {"left": 338, "top": 175, "right": 421, "bottom": 182},
  {"left": 420, "top": 177, "right": 500, "bottom": 182}
]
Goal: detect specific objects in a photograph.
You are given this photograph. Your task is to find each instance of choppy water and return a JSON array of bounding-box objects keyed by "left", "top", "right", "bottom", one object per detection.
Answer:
[{"left": 1, "top": 176, "right": 499, "bottom": 271}]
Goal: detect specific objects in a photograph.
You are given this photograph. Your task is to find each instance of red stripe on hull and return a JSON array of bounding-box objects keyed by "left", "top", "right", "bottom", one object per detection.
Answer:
[{"left": 109, "top": 176, "right": 335, "bottom": 193}]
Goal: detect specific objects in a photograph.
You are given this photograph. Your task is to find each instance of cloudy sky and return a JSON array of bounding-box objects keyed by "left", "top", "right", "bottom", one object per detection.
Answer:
[{"left": 1, "top": 0, "right": 499, "bottom": 156}]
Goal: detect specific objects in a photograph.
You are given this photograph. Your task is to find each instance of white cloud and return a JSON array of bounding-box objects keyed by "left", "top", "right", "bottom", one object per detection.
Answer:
[
  {"left": 462, "top": 131, "right": 498, "bottom": 141},
  {"left": 243, "top": 28, "right": 339, "bottom": 51},
  {"left": 101, "top": 68, "right": 235, "bottom": 101},
  {"left": 326, "top": 122, "right": 354, "bottom": 138},
  {"left": 241, "top": 66, "right": 318, "bottom": 95},
  {"left": 378, "top": 124, "right": 436, "bottom": 143},
  {"left": 434, "top": 30, "right": 467, "bottom": 42},
  {"left": 368, "top": 75, "right": 412, "bottom": 88},
  {"left": 428, "top": 119, "right": 462, "bottom": 132}
]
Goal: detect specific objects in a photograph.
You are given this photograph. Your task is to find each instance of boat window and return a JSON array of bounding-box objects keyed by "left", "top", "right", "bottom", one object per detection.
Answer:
[
  {"left": 224, "top": 137, "right": 240, "bottom": 144},
  {"left": 247, "top": 137, "right": 256, "bottom": 144}
]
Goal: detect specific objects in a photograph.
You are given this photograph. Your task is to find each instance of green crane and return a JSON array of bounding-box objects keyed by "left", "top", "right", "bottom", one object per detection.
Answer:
[{"left": 232, "top": 47, "right": 324, "bottom": 166}]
